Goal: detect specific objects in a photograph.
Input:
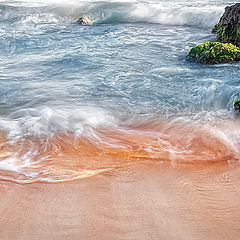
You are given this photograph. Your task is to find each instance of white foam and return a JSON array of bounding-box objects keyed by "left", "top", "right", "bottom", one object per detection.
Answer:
[
  {"left": 0, "top": 106, "right": 118, "bottom": 138},
  {"left": 20, "top": 14, "right": 60, "bottom": 24},
  {"left": 0, "top": 0, "right": 227, "bottom": 28},
  {"left": 131, "top": 3, "right": 223, "bottom": 27},
  {"left": 0, "top": 157, "right": 21, "bottom": 172}
]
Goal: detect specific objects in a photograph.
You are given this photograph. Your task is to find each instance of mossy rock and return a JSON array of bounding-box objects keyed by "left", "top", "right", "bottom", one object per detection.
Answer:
[
  {"left": 234, "top": 98, "right": 240, "bottom": 111},
  {"left": 213, "top": 24, "right": 240, "bottom": 45},
  {"left": 212, "top": 4, "right": 240, "bottom": 45},
  {"left": 187, "top": 41, "right": 240, "bottom": 64}
]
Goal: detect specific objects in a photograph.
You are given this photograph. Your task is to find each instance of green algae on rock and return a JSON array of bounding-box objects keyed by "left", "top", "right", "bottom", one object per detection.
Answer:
[
  {"left": 212, "top": 3, "right": 240, "bottom": 45},
  {"left": 187, "top": 41, "right": 240, "bottom": 64},
  {"left": 213, "top": 24, "right": 240, "bottom": 45},
  {"left": 234, "top": 98, "right": 240, "bottom": 112}
]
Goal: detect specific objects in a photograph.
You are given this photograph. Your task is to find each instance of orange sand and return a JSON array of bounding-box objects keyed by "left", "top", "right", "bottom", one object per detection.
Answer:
[
  {"left": 0, "top": 162, "right": 240, "bottom": 240},
  {"left": 0, "top": 119, "right": 240, "bottom": 239}
]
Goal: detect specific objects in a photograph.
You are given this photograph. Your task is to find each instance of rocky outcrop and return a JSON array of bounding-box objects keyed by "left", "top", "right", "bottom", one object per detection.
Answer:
[
  {"left": 77, "top": 17, "right": 92, "bottom": 25},
  {"left": 212, "top": 3, "right": 240, "bottom": 45},
  {"left": 187, "top": 4, "right": 240, "bottom": 64},
  {"left": 187, "top": 41, "right": 240, "bottom": 64}
]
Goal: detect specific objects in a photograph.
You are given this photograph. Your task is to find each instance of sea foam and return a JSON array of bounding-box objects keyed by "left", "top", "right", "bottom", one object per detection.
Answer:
[{"left": 0, "top": 0, "right": 225, "bottom": 28}]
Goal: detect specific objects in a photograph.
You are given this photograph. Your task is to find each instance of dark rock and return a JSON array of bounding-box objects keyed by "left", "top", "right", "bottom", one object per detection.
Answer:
[
  {"left": 212, "top": 3, "right": 240, "bottom": 45},
  {"left": 234, "top": 98, "right": 240, "bottom": 112},
  {"left": 77, "top": 17, "right": 92, "bottom": 25}
]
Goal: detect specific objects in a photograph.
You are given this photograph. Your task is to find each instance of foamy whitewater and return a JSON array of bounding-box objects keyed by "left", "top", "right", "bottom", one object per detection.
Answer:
[{"left": 0, "top": 0, "right": 240, "bottom": 183}]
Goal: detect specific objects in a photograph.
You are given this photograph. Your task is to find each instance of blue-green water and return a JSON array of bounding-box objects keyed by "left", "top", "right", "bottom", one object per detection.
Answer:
[{"left": 0, "top": 0, "right": 240, "bottom": 183}]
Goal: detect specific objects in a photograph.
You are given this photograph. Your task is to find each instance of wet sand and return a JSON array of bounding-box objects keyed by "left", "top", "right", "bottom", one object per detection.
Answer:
[
  {"left": 1, "top": 119, "right": 240, "bottom": 183},
  {"left": 0, "top": 162, "right": 240, "bottom": 240}
]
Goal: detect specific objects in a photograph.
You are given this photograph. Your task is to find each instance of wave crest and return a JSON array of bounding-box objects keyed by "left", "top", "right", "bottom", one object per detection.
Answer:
[{"left": 0, "top": 1, "right": 224, "bottom": 28}]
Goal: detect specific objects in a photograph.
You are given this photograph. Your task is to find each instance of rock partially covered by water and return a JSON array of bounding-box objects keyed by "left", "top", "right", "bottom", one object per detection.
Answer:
[
  {"left": 77, "top": 17, "right": 92, "bottom": 25},
  {"left": 234, "top": 98, "right": 240, "bottom": 112},
  {"left": 187, "top": 41, "right": 240, "bottom": 64},
  {"left": 212, "top": 3, "right": 240, "bottom": 45}
]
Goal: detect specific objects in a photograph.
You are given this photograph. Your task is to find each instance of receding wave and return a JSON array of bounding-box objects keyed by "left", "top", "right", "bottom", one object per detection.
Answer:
[
  {"left": 0, "top": 1, "right": 224, "bottom": 28},
  {"left": 0, "top": 107, "right": 239, "bottom": 183}
]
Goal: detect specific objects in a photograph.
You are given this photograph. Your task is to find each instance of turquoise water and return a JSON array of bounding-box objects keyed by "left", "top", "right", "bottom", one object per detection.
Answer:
[{"left": 0, "top": 0, "right": 240, "bottom": 183}]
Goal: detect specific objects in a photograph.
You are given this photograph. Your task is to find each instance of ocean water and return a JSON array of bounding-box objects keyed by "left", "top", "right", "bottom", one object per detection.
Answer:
[{"left": 0, "top": 0, "right": 240, "bottom": 183}]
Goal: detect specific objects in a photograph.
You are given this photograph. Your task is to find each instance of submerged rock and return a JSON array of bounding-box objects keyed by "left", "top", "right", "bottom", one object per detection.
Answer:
[
  {"left": 212, "top": 3, "right": 240, "bottom": 45},
  {"left": 187, "top": 41, "right": 240, "bottom": 64},
  {"left": 234, "top": 98, "right": 240, "bottom": 112},
  {"left": 77, "top": 17, "right": 92, "bottom": 25}
]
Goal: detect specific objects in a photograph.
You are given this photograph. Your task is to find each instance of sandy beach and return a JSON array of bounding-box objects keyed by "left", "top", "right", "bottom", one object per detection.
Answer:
[
  {"left": 0, "top": 162, "right": 240, "bottom": 240},
  {"left": 1, "top": 0, "right": 240, "bottom": 239}
]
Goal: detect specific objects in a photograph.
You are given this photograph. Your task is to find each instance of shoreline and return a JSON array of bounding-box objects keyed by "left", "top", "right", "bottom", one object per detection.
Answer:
[{"left": 0, "top": 162, "right": 240, "bottom": 240}]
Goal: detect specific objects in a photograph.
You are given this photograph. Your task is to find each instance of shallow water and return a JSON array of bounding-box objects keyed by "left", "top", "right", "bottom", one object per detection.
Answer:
[{"left": 0, "top": 0, "right": 240, "bottom": 183}]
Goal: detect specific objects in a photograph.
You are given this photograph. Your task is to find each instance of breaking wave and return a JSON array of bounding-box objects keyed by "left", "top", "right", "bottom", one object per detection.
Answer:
[{"left": 0, "top": 0, "right": 225, "bottom": 28}]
